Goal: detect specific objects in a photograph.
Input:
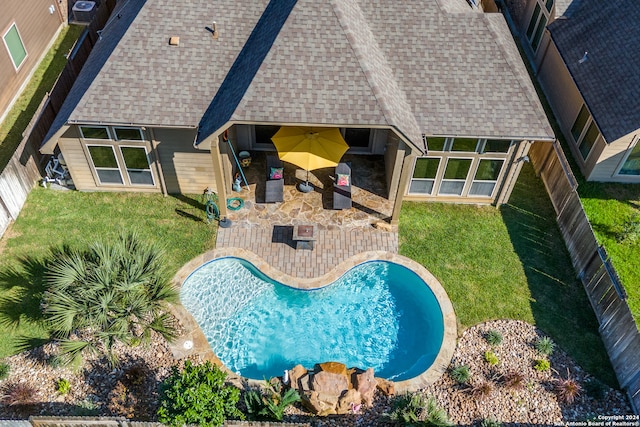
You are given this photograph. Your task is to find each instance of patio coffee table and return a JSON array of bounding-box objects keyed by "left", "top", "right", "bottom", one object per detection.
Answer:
[{"left": 292, "top": 224, "right": 317, "bottom": 250}]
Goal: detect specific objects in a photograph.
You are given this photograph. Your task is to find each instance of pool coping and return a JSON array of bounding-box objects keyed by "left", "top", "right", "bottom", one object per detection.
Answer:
[{"left": 168, "top": 247, "right": 457, "bottom": 393}]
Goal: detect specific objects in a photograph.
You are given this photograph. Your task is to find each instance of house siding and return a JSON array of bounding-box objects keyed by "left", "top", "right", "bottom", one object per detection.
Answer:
[
  {"left": 153, "top": 128, "right": 218, "bottom": 194},
  {"left": 0, "top": 0, "right": 64, "bottom": 120},
  {"left": 590, "top": 132, "right": 640, "bottom": 182}
]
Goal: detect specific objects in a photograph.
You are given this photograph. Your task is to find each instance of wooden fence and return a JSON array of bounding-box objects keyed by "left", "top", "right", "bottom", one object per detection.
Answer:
[
  {"left": 0, "top": 0, "right": 116, "bottom": 240},
  {"left": 529, "top": 141, "right": 640, "bottom": 413}
]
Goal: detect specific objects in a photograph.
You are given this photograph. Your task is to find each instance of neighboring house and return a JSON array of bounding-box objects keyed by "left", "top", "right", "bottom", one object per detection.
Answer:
[
  {"left": 40, "top": 0, "right": 554, "bottom": 223},
  {"left": 507, "top": 0, "right": 640, "bottom": 182},
  {"left": 1, "top": 0, "right": 66, "bottom": 123}
]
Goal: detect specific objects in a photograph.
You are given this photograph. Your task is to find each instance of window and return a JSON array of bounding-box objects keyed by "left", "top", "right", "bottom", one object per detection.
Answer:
[
  {"left": 451, "top": 138, "right": 479, "bottom": 152},
  {"left": 120, "top": 146, "right": 154, "bottom": 185},
  {"left": 618, "top": 143, "right": 640, "bottom": 176},
  {"left": 426, "top": 137, "right": 447, "bottom": 151},
  {"left": 469, "top": 159, "right": 504, "bottom": 196},
  {"left": 80, "top": 126, "right": 111, "bottom": 140},
  {"left": 570, "top": 105, "right": 600, "bottom": 160},
  {"left": 525, "top": 0, "right": 553, "bottom": 52},
  {"left": 114, "top": 127, "right": 144, "bottom": 141},
  {"left": 439, "top": 158, "right": 472, "bottom": 195},
  {"left": 88, "top": 145, "right": 123, "bottom": 184},
  {"left": 3, "top": 23, "right": 27, "bottom": 70},
  {"left": 482, "top": 139, "right": 512, "bottom": 153},
  {"left": 409, "top": 158, "right": 440, "bottom": 194}
]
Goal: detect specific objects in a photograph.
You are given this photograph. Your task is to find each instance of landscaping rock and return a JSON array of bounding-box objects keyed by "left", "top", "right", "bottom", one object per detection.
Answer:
[
  {"left": 336, "top": 389, "right": 361, "bottom": 414},
  {"left": 289, "top": 364, "right": 309, "bottom": 391},
  {"left": 354, "top": 368, "right": 376, "bottom": 407},
  {"left": 375, "top": 377, "right": 395, "bottom": 396},
  {"left": 312, "top": 370, "right": 349, "bottom": 397}
]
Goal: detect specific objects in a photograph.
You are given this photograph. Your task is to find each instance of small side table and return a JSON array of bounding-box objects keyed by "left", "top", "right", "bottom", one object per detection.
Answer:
[{"left": 292, "top": 224, "right": 317, "bottom": 250}]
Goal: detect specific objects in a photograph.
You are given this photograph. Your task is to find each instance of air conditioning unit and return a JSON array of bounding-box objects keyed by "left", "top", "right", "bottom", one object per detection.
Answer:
[{"left": 72, "top": 1, "right": 96, "bottom": 23}]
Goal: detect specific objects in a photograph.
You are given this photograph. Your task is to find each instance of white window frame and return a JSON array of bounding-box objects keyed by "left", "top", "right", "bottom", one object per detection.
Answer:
[
  {"left": 119, "top": 145, "right": 155, "bottom": 186},
  {"left": 570, "top": 105, "right": 600, "bottom": 162},
  {"left": 526, "top": 0, "right": 553, "bottom": 53},
  {"left": 409, "top": 156, "right": 442, "bottom": 195},
  {"left": 80, "top": 125, "right": 112, "bottom": 140},
  {"left": 438, "top": 157, "right": 474, "bottom": 196},
  {"left": 114, "top": 127, "right": 145, "bottom": 141},
  {"left": 468, "top": 157, "right": 506, "bottom": 198},
  {"left": 2, "top": 22, "right": 28, "bottom": 70},
  {"left": 614, "top": 138, "right": 640, "bottom": 177},
  {"left": 87, "top": 144, "right": 125, "bottom": 185}
]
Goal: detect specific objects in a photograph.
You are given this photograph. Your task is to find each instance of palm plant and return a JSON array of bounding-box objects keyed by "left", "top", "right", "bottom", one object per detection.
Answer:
[{"left": 41, "top": 232, "right": 178, "bottom": 366}]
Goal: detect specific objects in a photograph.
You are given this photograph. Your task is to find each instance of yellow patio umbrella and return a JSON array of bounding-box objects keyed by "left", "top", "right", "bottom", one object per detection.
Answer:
[{"left": 271, "top": 126, "right": 349, "bottom": 191}]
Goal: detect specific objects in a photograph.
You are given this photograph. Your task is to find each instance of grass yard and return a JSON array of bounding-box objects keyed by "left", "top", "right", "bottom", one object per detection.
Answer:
[
  {"left": 578, "top": 182, "right": 640, "bottom": 325},
  {"left": 399, "top": 163, "right": 617, "bottom": 386},
  {"left": 0, "top": 189, "right": 216, "bottom": 358},
  {"left": 0, "top": 24, "right": 84, "bottom": 170}
]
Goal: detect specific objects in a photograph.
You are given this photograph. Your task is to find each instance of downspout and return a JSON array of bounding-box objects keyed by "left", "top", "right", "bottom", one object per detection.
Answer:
[{"left": 148, "top": 128, "right": 168, "bottom": 196}]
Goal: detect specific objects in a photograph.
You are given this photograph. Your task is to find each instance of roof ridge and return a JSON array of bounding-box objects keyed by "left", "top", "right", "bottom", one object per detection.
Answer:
[{"left": 330, "top": 0, "right": 423, "bottom": 148}]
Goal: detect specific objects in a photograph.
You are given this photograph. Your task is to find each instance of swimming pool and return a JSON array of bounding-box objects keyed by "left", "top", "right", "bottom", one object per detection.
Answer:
[{"left": 179, "top": 256, "right": 446, "bottom": 381}]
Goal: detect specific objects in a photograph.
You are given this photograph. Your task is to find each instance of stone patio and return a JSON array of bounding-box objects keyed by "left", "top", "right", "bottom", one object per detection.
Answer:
[{"left": 216, "top": 152, "right": 398, "bottom": 279}]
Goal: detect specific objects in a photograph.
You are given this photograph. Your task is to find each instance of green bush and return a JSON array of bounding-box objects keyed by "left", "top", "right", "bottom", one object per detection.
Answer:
[
  {"left": 386, "top": 392, "right": 452, "bottom": 426},
  {"left": 534, "top": 359, "right": 551, "bottom": 372},
  {"left": 485, "top": 330, "right": 503, "bottom": 346},
  {"left": 450, "top": 365, "right": 471, "bottom": 384},
  {"left": 42, "top": 232, "right": 178, "bottom": 366},
  {"left": 56, "top": 378, "right": 71, "bottom": 395},
  {"left": 484, "top": 351, "right": 499, "bottom": 366},
  {"left": 157, "top": 360, "right": 244, "bottom": 427},
  {"left": 244, "top": 384, "right": 300, "bottom": 421},
  {"left": 480, "top": 417, "right": 502, "bottom": 427},
  {"left": 534, "top": 336, "right": 556, "bottom": 356},
  {"left": 0, "top": 362, "right": 10, "bottom": 380}
]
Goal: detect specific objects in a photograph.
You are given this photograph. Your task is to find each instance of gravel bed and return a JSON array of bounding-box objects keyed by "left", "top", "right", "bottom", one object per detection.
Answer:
[{"left": 0, "top": 320, "right": 633, "bottom": 425}]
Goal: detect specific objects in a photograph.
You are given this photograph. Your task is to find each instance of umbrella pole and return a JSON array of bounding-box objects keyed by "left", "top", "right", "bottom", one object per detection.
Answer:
[{"left": 299, "top": 169, "right": 313, "bottom": 193}]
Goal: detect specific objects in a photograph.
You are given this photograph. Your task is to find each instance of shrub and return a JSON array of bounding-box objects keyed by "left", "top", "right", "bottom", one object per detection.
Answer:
[
  {"left": 555, "top": 372, "right": 582, "bottom": 404},
  {"left": 0, "top": 362, "right": 10, "bottom": 380},
  {"left": 501, "top": 371, "right": 525, "bottom": 390},
  {"left": 386, "top": 393, "right": 452, "bottom": 426},
  {"left": 108, "top": 381, "right": 137, "bottom": 418},
  {"left": 42, "top": 232, "right": 178, "bottom": 366},
  {"left": 1, "top": 382, "right": 37, "bottom": 405},
  {"left": 469, "top": 380, "right": 494, "bottom": 399},
  {"left": 157, "top": 360, "right": 244, "bottom": 427},
  {"left": 534, "top": 336, "right": 555, "bottom": 356},
  {"left": 450, "top": 365, "right": 471, "bottom": 384},
  {"left": 534, "top": 359, "right": 550, "bottom": 372},
  {"left": 244, "top": 387, "right": 300, "bottom": 421},
  {"left": 56, "top": 378, "right": 71, "bottom": 395},
  {"left": 72, "top": 398, "right": 99, "bottom": 416},
  {"left": 480, "top": 417, "right": 502, "bottom": 427},
  {"left": 485, "top": 330, "right": 503, "bottom": 346},
  {"left": 123, "top": 363, "right": 149, "bottom": 387},
  {"left": 484, "top": 351, "right": 499, "bottom": 366},
  {"left": 584, "top": 378, "right": 607, "bottom": 400}
]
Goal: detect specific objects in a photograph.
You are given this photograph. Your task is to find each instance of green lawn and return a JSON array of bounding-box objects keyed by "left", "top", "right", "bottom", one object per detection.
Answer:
[
  {"left": 0, "top": 24, "right": 84, "bottom": 170},
  {"left": 0, "top": 189, "right": 216, "bottom": 358},
  {"left": 399, "top": 163, "right": 617, "bottom": 386}
]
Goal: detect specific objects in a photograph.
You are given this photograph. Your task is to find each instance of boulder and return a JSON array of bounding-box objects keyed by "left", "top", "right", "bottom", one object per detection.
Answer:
[
  {"left": 354, "top": 367, "right": 377, "bottom": 407},
  {"left": 317, "top": 361, "right": 347, "bottom": 376},
  {"left": 376, "top": 377, "right": 395, "bottom": 396},
  {"left": 336, "top": 389, "right": 362, "bottom": 415},
  {"left": 374, "top": 221, "right": 393, "bottom": 232},
  {"left": 301, "top": 390, "right": 338, "bottom": 416},
  {"left": 312, "top": 370, "right": 349, "bottom": 396},
  {"left": 289, "top": 364, "right": 308, "bottom": 392}
]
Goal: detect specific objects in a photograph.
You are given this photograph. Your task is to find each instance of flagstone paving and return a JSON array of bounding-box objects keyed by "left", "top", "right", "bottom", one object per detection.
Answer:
[{"left": 216, "top": 153, "right": 398, "bottom": 278}]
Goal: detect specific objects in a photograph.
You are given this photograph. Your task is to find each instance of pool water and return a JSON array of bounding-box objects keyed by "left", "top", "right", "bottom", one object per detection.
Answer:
[{"left": 180, "top": 257, "right": 444, "bottom": 381}]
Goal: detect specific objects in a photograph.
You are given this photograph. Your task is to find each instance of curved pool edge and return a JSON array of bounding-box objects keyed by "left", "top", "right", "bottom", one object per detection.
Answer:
[{"left": 168, "top": 247, "right": 457, "bottom": 392}]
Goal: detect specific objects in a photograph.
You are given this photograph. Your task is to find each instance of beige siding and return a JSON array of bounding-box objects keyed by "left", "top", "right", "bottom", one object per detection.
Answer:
[
  {"left": 153, "top": 128, "right": 217, "bottom": 194},
  {"left": 58, "top": 128, "right": 96, "bottom": 191},
  {"left": 589, "top": 132, "right": 640, "bottom": 182},
  {"left": 0, "top": 0, "right": 64, "bottom": 118}
]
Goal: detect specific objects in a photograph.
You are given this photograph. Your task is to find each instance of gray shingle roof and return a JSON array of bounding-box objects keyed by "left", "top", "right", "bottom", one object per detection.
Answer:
[
  {"left": 548, "top": 0, "right": 640, "bottom": 143},
  {"left": 44, "top": 0, "right": 553, "bottom": 151}
]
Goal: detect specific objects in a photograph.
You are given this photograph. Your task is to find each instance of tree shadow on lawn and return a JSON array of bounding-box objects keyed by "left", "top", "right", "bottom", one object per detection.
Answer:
[
  {"left": 500, "top": 163, "right": 618, "bottom": 387},
  {"left": 0, "top": 254, "right": 51, "bottom": 353}
]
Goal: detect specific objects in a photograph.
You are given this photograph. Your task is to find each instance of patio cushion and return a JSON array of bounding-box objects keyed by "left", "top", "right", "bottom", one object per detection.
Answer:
[
  {"left": 270, "top": 167, "right": 284, "bottom": 180},
  {"left": 265, "top": 155, "right": 284, "bottom": 203}
]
